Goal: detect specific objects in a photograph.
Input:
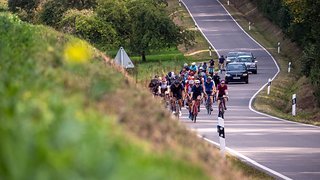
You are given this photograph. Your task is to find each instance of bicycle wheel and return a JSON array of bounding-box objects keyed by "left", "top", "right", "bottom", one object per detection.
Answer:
[
  {"left": 175, "top": 101, "right": 180, "bottom": 118},
  {"left": 218, "top": 102, "right": 224, "bottom": 118},
  {"left": 193, "top": 102, "right": 198, "bottom": 123}
]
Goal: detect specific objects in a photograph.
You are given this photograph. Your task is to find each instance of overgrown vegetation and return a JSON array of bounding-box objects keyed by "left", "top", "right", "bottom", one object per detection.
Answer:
[
  {"left": 224, "top": 0, "right": 320, "bottom": 124},
  {"left": 7, "top": 0, "right": 195, "bottom": 62},
  {"left": 245, "top": 0, "right": 320, "bottom": 106}
]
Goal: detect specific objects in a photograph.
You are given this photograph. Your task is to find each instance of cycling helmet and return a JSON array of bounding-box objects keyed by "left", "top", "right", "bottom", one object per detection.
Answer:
[
  {"left": 174, "top": 80, "right": 180, "bottom": 85},
  {"left": 191, "top": 62, "right": 196, "bottom": 66},
  {"left": 221, "top": 80, "right": 225, "bottom": 84},
  {"left": 189, "top": 80, "right": 194, "bottom": 85},
  {"left": 207, "top": 76, "right": 212, "bottom": 80},
  {"left": 195, "top": 80, "right": 200, "bottom": 84},
  {"left": 184, "top": 63, "right": 188, "bottom": 67}
]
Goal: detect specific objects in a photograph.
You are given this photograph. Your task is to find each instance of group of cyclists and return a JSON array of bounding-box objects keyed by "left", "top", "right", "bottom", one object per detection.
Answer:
[{"left": 149, "top": 58, "right": 229, "bottom": 119}]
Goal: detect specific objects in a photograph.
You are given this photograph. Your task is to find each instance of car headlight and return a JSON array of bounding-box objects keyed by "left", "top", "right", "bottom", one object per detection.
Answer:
[
  {"left": 243, "top": 73, "right": 248, "bottom": 76},
  {"left": 226, "top": 73, "right": 231, "bottom": 77}
]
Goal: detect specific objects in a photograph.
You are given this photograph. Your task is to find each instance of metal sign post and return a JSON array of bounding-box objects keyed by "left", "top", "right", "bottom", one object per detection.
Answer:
[
  {"left": 292, "top": 94, "right": 297, "bottom": 116},
  {"left": 217, "top": 117, "right": 226, "bottom": 158},
  {"left": 267, "top": 78, "right": 272, "bottom": 95}
]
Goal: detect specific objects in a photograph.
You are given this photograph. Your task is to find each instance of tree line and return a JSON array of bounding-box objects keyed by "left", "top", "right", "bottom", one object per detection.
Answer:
[
  {"left": 249, "top": 0, "right": 320, "bottom": 105},
  {"left": 8, "top": 0, "right": 194, "bottom": 62}
]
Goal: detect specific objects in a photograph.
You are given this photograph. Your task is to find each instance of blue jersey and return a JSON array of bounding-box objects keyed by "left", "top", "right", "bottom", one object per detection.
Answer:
[
  {"left": 204, "top": 81, "right": 214, "bottom": 92},
  {"left": 189, "top": 65, "right": 198, "bottom": 72}
]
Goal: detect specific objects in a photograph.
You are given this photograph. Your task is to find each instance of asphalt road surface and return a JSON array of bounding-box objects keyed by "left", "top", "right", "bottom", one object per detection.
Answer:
[{"left": 180, "top": 0, "right": 320, "bottom": 179}]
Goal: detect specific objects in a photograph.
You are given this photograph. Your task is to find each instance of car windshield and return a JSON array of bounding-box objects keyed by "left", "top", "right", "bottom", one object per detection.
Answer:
[
  {"left": 236, "top": 56, "right": 252, "bottom": 62},
  {"left": 227, "top": 52, "right": 238, "bottom": 58},
  {"left": 227, "top": 64, "right": 246, "bottom": 71}
]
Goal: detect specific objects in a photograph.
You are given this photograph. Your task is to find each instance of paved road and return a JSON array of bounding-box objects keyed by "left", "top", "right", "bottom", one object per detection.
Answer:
[{"left": 180, "top": 0, "right": 320, "bottom": 179}]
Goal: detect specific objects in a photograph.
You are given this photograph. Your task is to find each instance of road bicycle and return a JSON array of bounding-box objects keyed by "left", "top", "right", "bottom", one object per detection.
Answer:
[
  {"left": 218, "top": 96, "right": 228, "bottom": 119},
  {"left": 192, "top": 96, "right": 201, "bottom": 123},
  {"left": 171, "top": 97, "right": 180, "bottom": 118},
  {"left": 205, "top": 94, "right": 213, "bottom": 115}
]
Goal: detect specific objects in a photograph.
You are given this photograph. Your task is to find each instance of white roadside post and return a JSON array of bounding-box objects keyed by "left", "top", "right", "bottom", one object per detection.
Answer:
[
  {"left": 288, "top": 62, "right": 291, "bottom": 73},
  {"left": 249, "top": 22, "right": 251, "bottom": 31},
  {"left": 292, "top": 94, "right": 297, "bottom": 116},
  {"left": 179, "top": 0, "right": 181, "bottom": 7},
  {"left": 209, "top": 46, "right": 212, "bottom": 57},
  {"left": 217, "top": 117, "right": 226, "bottom": 158},
  {"left": 267, "top": 78, "right": 272, "bottom": 95},
  {"left": 277, "top": 42, "right": 281, "bottom": 54},
  {"left": 227, "top": 0, "right": 230, "bottom": 5}
]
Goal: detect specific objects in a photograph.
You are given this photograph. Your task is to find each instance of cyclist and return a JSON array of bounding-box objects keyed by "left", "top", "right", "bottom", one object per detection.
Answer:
[
  {"left": 209, "top": 58, "right": 215, "bottom": 67},
  {"left": 159, "top": 77, "right": 169, "bottom": 97},
  {"left": 166, "top": 71, "right": 176, "bottom": 85},
  {"left": 202, "top": 62, "right": 208, "bottom": 72},
  {"left": 204, "top": 76, "right": 216, "bottom": 111},
  {"left": 208, "top": 63, "right": 215, "bottom": 77},
  {"left": 212, "top": 71, "right": 221, "bottom": 87},
  {"left": 218, "top": 55, "right": 225, "bottom": 71},
  {"left": 170, "top": 80, "right": 184, "bottom": 116},
  {"left": 149, "top": 75, "right": 160, "bottom": 96},
  {"left": 190, "top": 80, "right": 204, "bottom": 116},
  {"left": 189, "top": 62, "right": 198, "bottom": 75},
  {"left": 216, "top": 80, "right": 228, "bottom": 110}
]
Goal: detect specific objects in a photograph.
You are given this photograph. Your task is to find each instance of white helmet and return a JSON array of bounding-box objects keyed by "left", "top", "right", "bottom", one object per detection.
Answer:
[{"left": 195, "top": 80, "right": 200, "bottom": 84}]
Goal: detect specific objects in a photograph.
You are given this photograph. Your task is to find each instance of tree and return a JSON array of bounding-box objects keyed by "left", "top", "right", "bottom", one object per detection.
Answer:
[
  {"left": 8, "top": 0, "right": 39, "bottom": 12},
  {"left": 127, "top": 0, "right": 184, "bottom": 61},
  {"left": 96, "top": 0, "right": 131, "bottom": 47}
]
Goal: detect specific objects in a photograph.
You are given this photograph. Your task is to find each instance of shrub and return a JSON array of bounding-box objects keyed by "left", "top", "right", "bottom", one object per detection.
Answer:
[
  {"left": 60, "top": 9, "right": 119, "bottom": 49},
  {"left": 38, "top": 0, "right": 67, "bottom": 27}
]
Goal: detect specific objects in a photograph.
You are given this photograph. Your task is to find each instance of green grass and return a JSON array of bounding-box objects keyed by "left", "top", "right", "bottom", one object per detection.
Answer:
[
  {"left": 228, "top": 156, "right": 275, "bottom": 180},
  {"left": 0, "top": 12, "right": 214, "bottom": 179}
]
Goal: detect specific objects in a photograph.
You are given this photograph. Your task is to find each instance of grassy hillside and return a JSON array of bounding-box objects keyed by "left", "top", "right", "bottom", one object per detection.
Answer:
[{"left": 0, "top": 11, "right": 256, "bottom": 179}]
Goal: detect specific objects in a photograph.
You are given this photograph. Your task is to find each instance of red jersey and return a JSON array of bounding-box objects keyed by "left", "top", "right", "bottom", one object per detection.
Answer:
[{"left": 217, "top": 84, "right": 228, "bottom": 96}]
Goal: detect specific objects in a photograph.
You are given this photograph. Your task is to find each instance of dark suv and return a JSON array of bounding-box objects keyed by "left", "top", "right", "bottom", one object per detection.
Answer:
[{"left": 225, "top": 62, "right": 249, "bottom": 84}]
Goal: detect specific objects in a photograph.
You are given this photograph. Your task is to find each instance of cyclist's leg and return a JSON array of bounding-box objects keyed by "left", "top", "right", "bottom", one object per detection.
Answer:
[{"left": 223, "top": 97, "right": 227, "bottom": 110}]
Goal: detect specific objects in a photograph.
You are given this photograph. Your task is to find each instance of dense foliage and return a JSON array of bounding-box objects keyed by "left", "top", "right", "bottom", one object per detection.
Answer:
[
  {"left": 8, "top": 0, "right": 194, "bottom": 61},
  {"left": 250, "top": 0, "right": 320, "bottom": 105}
]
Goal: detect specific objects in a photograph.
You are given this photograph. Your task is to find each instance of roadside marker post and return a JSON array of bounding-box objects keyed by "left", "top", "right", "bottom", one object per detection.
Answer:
[
  {"left": 179, "top": 0, "right": 181, "bottom": 7},
  {"left": 288, "top": 62, "right": 291, "bottom": 73},
  {"left": 227, "top": 0, "right": 230, "bottom": 6},
  {"left": 209, "top": 46, "right": 212, "bottom": 57},
  {"left": 217, "top": 117, "right": 226, "bottom": 158},
  {"left": 292, "top": 94, "right": 297, "bottom": 116},
  {"left": 249, "top": 22, "right": 251, "bottom": 31},
  {"left": 277, "top": 42, "right": 281, "bottom": 54},
  {"left": 267, "top": 78, "right": 272, "bottom": 95}
]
